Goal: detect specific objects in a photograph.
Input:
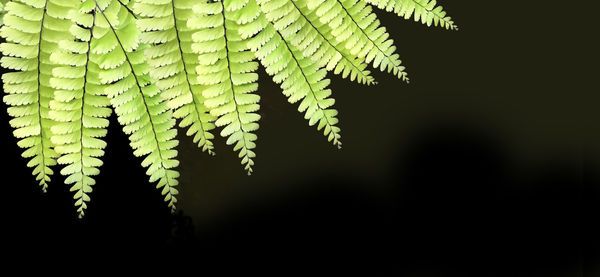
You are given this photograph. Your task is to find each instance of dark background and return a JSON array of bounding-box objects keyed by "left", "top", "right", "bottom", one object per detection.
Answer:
[{"left": 1, "top": 1, "right": 596, "bottom": 275}]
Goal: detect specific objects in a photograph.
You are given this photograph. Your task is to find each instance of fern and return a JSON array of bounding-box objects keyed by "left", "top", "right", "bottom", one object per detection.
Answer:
[
  {"left": 134, "top": 0, "right": 217, "bottom": 155},
  {"left": 248, "top": 20, "right": 341, "bottom": 146},
  {"left": 306, "top": 0, "right": 408, "bottom": 81},
  {"left": 189, "top": 0, "right": 261, "bottom": 174},
  {"left": 365, "top": 0, "right": 457, "bottom": 30},
  {"left": 255, "top": 0, "right": 374, "bottom": 85},
  {"left": 47, "top": 2, "right": 111, "bottom": 218},
  {"left": 92, "top": 0, "right": 181, "bottom": 211},
  {"left": 1, "top": 0, "right": 456, "bottom": 216}
]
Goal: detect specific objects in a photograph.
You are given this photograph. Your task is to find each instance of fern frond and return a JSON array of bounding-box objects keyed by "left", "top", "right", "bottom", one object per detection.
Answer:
[
  {"left": 189, "top": 0, "right": 261, "bottom": 174},
  {"left": 133, "top": 0, "right": 217, "bottom": 155},
  {"left": 49, "top": 7, "right": 112, "bottom": 218},
  {"left": 304, "top": 0, "right": 409, "bottom": 82},
  {"left": 255, "top": 0, "right": 374, "bottom": 85},
  {"left": 93, "top": 0, "right": 181, "bottom": 211},
  {"left": 248, "top": 22, "right": 341, "bottom": 147},
  {"left": 364, "top": 0, "right": 457, "bottom": 30},
  {"left": 0, "top": 0, "right": 75, "bottom": 191}
]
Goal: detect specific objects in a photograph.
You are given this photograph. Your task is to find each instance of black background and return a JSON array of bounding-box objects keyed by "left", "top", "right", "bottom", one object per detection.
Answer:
[{"left": 1, "top": 1, "right": 596, "bottom": 275}]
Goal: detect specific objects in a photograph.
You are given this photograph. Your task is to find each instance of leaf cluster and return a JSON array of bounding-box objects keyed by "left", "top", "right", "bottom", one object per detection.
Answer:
[{"left": 0, "top": 0, "right": 455, "bottom": 216}]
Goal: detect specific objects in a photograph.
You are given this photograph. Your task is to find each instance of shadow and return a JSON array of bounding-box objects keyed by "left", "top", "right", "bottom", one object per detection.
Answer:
[
  {"left": 392, "top": 123, "right": 511, "bottom": 275},
  {"left": 393, "top": 124, "right": 583, "bottom": 276},
  {"left": 1, "top": 105, "right": 588, "bottom": 276},
  {"left": 584, "top": 159, "right": 600, "bottom": 277},
  {"left": 165, "top": 123, "right": 585, "bottom": 276}
]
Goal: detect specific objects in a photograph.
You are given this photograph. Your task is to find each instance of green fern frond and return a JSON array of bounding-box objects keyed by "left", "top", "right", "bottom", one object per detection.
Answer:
[
  {"left": 365, "top": 0, "right": 457, "bottom": 30},
  {"left": 256, "top": 0, "right": 374, "bottom": 85},
  {"left": 189, "top": 0, "right": 261, "bottom": 174},
  {"left": 134, "top": 0, "right": 217, "bottom": 155},
  {"left": 92, "top": 0, "right": 181, "bottom": 211},
  {"left": 248, "top": 22, "right": 341, "bottom": 147},
  {"left": 0, "top": 0, "right": 75, "bottom": 192},
  {"left": 304, "top": 0, "right": 409, "bottom": 82},
  {"left": 48, "top": 7, "right": 112, "bottom": 218}
]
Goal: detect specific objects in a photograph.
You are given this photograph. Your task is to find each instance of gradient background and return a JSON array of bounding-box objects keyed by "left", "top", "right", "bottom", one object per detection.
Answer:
[{"left": 1, "top": 1, "right": 595, "bottom": 275}]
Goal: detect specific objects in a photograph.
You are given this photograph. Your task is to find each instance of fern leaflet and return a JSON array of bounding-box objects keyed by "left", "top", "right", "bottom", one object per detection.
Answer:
[{"left": 0, "top": 0, "right": 8, "bottom": 26}]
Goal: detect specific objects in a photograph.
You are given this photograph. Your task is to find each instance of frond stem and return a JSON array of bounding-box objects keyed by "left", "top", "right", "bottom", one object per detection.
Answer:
[
  {"left": 36, "top": 0, "right": 50, "bottom": 191},
  {"left": 117, "top": 0, "right": 137, "bottom": 19},
  {"left": 75, "top": 11, "right": 96, "bottom": 217}
]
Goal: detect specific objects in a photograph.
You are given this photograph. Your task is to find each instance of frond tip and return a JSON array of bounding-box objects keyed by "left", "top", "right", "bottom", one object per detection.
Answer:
[
  {"left": 248, "top": 22, "right": 342, "bottom": 147},
  {"left": 365, "top": 0, "right": 458, "bottom": 30}
]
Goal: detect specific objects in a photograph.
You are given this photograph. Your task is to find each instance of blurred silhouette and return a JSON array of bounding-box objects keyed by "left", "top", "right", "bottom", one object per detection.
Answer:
[{"left": 163, "top": 123, "right": 584, "bottom": 276}]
